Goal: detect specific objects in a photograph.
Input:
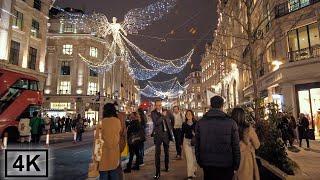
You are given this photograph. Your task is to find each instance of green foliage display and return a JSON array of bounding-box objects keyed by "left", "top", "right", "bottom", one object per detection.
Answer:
[
  {"left": 238, "top": 103, "right": 297, "bottom": 175},
  {"left": 244, "top": 102, "right": 297, "bottom": 175}
]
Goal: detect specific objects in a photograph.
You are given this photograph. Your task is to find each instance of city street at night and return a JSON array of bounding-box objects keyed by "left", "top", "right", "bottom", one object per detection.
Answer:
[{"left": 1, "top": 0, "right": 320, "bottom": 179}]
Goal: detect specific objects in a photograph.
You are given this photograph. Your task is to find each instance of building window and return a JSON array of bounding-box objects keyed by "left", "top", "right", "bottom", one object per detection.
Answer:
[
  {"left": 12, "top": 9, "right": 23, "bottom": 30},
  {"left": 289, "top": 0, "right": 310, "bottom": 12},
  {"left": 64, "top": 23, "right": 74, "bottom": 33},
  {"left": 60, "top": 61, "right": 71, "bottom": 75},
  {"left": 90, "top": 47, "right": 98, "bottom": 58},
  {"left": 89, "top": 69, "right": 98, "bottom": 77},
  {"left": 58, "top": 81, "right": 71, "bottom": 94},
  {"left": 63, "top": 44, "right": 73, "bottom": 55},
  {"left": 88, "top": 82, "right": 97, "bottom": 95},
  {"left": 33, "top": 0, "right": 41, "bottom": 11},
  {"left": 288, "top": 22, "right": 320, "bottom": 61},
  {"left": 31, "top": 19, "right": 40, "bottom": 38},
  {"left": 28, "top": 47, "right": 37, "bottom": 70},
  {"left": 9, "top": 41, "right": 20, "bottom": 65}
]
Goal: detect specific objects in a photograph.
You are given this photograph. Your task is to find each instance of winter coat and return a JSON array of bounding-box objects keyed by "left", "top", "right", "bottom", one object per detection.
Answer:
[
  {"left": 236, "top": 126, "right": 260, "bottom": 180},
  {"left": 18, "top": 118, "right": 31, "bottom": 136},
  {"left": 195, "top": 109, "right": 240, "bottom": 170},
  {"left": 29, "top": 117, "right": 44, "bottom": 135},
  {"left": 76, "top": 121, "right": 84, "bottom": 134},
  {"left": 151, "top": 110, "right": 174, "bottom": 144},
  {"left": 298, "top": 117, "right": 309, "bottom": 139},
  {"left": 98, "top": 117, "right": 121, "bottom": 171},
  {"left": 118, "top": 112, "right": 127, "bottom": 153}
]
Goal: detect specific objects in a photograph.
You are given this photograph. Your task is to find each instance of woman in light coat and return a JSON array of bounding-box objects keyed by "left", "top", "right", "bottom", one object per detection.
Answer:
[
  {"left": 98, "top": 103, "right": 122, "bottom": 180},
  {"left": 182, "top": 110, "right": 197, "bottom": 179},
  {"left": 18, "top": 111, "right": 31, "bottom": 143},
  {"left": 232, "top": 108, "right": 260, "bottom": 180}
]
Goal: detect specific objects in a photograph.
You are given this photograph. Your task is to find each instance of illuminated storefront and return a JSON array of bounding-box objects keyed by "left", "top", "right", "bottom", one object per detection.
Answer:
[{"left": 296, "top": 83, "right": 320, "bottom": 138}]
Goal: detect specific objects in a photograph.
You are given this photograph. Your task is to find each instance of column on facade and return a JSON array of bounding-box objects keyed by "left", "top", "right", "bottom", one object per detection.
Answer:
[
  {"left": 281, "top": 83, "right": 297, "bottom": 117},
  {"left": 0, "top": 0, "right": 12, "bottom": 60}
]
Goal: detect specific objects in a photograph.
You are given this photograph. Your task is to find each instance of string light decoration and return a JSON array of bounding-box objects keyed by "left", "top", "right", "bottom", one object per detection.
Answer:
[
  {"left": 138, "top": 77, "right": 187, "bottom": 99},
  {"left": 78, "top": 0, "right": 194, "bottom": 80}
]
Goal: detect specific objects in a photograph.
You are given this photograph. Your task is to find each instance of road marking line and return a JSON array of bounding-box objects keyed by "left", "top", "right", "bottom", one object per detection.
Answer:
[{"left": 73, "top": 149, "right": 89, "bottom": 155}]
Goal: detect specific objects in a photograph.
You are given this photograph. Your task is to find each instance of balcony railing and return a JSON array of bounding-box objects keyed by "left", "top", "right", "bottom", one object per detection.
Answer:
[
  {"left": 288, "top": 45, "right": 320, "bottom": 62},
  {"left": 275, "top": 0, "right": 320, "bottom": 18}
]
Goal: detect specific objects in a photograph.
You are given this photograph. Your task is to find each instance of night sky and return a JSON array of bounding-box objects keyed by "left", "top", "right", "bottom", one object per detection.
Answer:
[{"left": 55, "top": 0, "right": 217, "bottom": 88}]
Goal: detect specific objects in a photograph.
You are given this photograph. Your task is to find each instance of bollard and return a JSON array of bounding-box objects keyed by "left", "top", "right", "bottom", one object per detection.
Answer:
[
  {"left": 45, "top": 132, "right": 50, "bottom": 146},
  {"left": 73, "top": 130, "right": 77, "bottom": 143},
  {"left": 3, "top": 132, "right": 8, "bottom": 149}
]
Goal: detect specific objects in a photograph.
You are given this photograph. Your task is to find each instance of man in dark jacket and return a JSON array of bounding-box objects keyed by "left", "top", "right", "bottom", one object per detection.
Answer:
[
  {"left": 195, "top": 95, "right": 240, "bottom": 180},
  {"left": 151, "top": 99, "right": 174, "bottom": 179}
]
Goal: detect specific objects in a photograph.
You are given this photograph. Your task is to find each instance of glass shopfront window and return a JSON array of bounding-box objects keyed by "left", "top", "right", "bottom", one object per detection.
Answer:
[{"left": 297, "top": 83, "right": 320, "bottom": 138}]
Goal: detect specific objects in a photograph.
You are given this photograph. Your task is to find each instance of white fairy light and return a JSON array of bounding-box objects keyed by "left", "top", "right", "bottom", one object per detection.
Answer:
[
  {"left": 77, "top": 0, "right": 194, "bottom": 80},
  {"left": 138, "top": 77, "right": 187, "bottom": 99}
]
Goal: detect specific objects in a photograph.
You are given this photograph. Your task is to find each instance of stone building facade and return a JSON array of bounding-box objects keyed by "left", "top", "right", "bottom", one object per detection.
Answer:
[
  {"left": 177, "top": 70, "right": 204, "bottom": 117},
  {"left": 44, "top": 8, "right": 140, "bottom": 120},
  {"left": 201, "top": 0, "right": 320, "bottom": 137},
  {"left": 0, "top": 0, "right": 53, "bottom": 85}
]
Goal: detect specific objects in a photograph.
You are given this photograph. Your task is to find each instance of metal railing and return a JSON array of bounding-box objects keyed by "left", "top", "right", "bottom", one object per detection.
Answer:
[
  {"left": 288, "top": 45, "right": 320, "bottom": 62},
  {"left": 275, "top": 0, "right": 320, "bottom": 18}
]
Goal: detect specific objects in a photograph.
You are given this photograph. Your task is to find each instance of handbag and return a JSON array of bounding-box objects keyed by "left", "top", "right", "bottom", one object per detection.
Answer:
[
  {"left": 88, "top": 161, "right": 99, "bottom": 178},
  {"left": 307, "top": 128, "right": 315, "bottom": 140},
  {"left": 128, "top": 133, "right": 142, "bottom": 145},
  {"left": 191, "top": 136, "right": 196, "bottom": 146},
  {"left": 93, "top": 123, "right": 104, "bottom": 162}
]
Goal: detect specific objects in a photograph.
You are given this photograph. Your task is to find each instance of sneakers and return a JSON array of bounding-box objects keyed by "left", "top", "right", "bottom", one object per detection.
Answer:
[{"left": 175, "top": 155, "right": 182, "bottom": 160}]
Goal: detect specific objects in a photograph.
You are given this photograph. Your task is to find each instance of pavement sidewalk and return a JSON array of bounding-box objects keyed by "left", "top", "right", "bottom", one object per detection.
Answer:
[
  {"left": 287, "top": 140, "right": 320, "bottom": 180},
  {"left": 124, "top": 144, "right": 203, "bottom": 180}
]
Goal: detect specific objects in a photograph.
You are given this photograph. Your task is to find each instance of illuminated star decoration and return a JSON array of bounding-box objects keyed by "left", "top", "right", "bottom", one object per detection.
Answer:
[{"left": 78, "top": 0, "right": 194, "bottom": 80}]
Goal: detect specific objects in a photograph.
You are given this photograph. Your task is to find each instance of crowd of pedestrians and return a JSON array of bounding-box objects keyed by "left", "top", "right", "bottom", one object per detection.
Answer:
[
  {"left": 91, "top": 95, "right": 314, "bottom": 180},
  {"left": 18, "top": 111, "right": 95, "bottom": 144},
  {"left": 277, "top": 112, "right": 311, "bottom": 149}
]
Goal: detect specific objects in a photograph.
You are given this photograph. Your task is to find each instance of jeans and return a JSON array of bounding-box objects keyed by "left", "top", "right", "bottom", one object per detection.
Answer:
[
  {"left": 127, "top": 142, "right": 142, "bottom": 170},
  {"left": 99, "top": 169, "right": 119, "bottom": 180},
  {"left": 173, "top": 128, "right": 182, "bottom": 156},
  {"left": 76, "top": 132, "right": 82, "bottom": 141},
  {"left": 31, "top": 134, "right": 41, "bottom": 143},
  {"left": 140, "top": 142, "right": 145, "bottom": 164}
]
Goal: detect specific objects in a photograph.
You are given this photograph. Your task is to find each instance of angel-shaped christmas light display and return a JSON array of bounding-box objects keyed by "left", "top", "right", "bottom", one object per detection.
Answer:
[{"left": 79, "top": 0, "right": 194, "bottom": 80}]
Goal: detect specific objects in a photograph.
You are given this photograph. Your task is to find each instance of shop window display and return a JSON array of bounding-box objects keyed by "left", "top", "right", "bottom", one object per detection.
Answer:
[{"left": 297, "top": 88, "right": 320, "bottom": 138}]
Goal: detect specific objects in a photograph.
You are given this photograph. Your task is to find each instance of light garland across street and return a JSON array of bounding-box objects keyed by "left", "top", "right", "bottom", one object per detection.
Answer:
[
  {"left": 138, "top": 77, "right": 187, "bottom": 99},
  {"left": 76, "top": 0, "right": 194, "bottom": 80}
]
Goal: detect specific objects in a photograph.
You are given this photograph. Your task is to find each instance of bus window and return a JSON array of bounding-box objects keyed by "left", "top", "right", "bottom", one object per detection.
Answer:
[
  {"left": 12, "top": 79, "right": 29, "bottom": 89},
  {"left": 29, "top": 80, "right": 39, "bottom": 91},
  {"left": 18, "top": 105, "right": 41, "bottom": 120}
]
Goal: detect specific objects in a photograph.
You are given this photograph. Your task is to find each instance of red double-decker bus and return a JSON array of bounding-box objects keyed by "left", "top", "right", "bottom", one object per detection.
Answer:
[{"left": 0, "top": 68, "right": 43, "bottom": 141}]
